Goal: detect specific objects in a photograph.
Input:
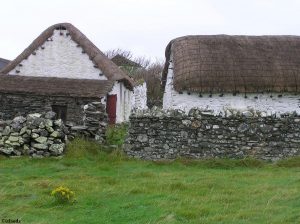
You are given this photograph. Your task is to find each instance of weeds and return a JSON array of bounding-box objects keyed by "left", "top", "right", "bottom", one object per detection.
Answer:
[
  {"left": 105, "top": 124, "right": 127, "bottom": 146},
  {"left": 65, "top": 138, "right": 103, "bottom": 158},
  {"left": 276, "top": 156, "right": 300, "bottom": 167}
]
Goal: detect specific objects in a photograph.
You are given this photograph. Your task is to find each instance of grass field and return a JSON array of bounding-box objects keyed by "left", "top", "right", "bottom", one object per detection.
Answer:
[{"left": 1, "top": 139, "right": 300, "bottom": 224}]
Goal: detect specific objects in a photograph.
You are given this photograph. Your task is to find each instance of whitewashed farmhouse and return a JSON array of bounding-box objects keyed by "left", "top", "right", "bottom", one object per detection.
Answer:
[
  {"left": 162, "top": 35, "right": 300, "bottom": 115},
  {"left": 0, "top": 23, "right": 135, "bottom": 124}
]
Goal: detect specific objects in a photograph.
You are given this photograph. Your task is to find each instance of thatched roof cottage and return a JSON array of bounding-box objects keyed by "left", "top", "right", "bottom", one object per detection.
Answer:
[
  {"left": 162, "top": 35, "right": 300, "bottom": 115},
  {"left": 0, "top": 23, "right": 134, "bottom": 124}
]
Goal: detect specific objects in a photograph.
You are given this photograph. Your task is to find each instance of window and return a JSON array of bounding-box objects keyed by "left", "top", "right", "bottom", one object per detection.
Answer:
[{"left": 51, "top": 105, "right": 67, "bottom": 122}]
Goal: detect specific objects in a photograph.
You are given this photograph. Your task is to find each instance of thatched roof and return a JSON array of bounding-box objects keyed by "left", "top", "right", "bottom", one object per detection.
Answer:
[
  {"left": 111, "top": 54, "right": 141, "bottom": 68},
  {"left": 0, "top": 23, "right": 134, "bottom": 90},
  {"left": 0, "top": 58, "right": 10, "bottom": 70},
  {"left": 0, "top": 75, "right": 114, "bottom": 98},
  {"left": 162, "top": 35, "right": 300, "bottom": 94}
]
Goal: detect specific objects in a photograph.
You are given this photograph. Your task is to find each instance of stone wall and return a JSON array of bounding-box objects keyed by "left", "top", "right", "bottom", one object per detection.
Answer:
[
  {"left": 125, "top": 109, "right": 300, "bottom": 161},
  {"left": 0, "top": 93, "right": 100, "bottom": 124},
  {"left": 0, "top": 107, "right": 108, "bottom": 158},
  {"left": 67, "top": 101, "right": 108, "bottom": 143},
  {"left": 0, "top": 112, "right": 67, "bottom": 158}
]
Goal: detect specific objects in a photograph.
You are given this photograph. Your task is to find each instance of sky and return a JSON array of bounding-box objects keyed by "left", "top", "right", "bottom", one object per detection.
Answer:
[{"left": 0, "top": 0, "right": 300, "bottom": 62}]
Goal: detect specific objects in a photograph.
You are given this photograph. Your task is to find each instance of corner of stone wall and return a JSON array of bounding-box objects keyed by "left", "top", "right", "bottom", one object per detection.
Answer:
[{"left": 67, "top": 101, "right": 108, "bottom": 143}]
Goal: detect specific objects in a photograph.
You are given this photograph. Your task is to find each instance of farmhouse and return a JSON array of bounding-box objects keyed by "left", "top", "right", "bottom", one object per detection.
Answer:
[
  {"left": 0, "top": 23, "right": 134, "bottom": 124},
  {"left": 112, "top": 54, "right": 148, "bottom": 110},
  {"left": 162, "top": 35, "right": 300, "bottom": 115}
]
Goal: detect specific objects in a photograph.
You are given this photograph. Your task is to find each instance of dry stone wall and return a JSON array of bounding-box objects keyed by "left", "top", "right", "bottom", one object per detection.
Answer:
[
  {"left": 125, "top": 109, "right": 300, "bottom": 161},
  {"left": 68, "top": 101, "right": 108, "bottom": 143},
  {"left": 0, "top": 112, "right": 67, "bottom": 158},
  {"left": 0, "top": 103, "right": 108, "bottom": 158}
]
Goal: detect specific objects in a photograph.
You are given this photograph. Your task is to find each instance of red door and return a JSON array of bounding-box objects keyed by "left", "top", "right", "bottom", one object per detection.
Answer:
[{"left": 106, "top": 94, "right": 117, "bottom": 124}]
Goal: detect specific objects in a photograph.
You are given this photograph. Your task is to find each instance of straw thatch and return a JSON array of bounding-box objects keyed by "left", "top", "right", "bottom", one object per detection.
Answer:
[
  {"left": 111, "top": 54, "right": 141, "bottom": 68},
  {"left": 162, "top": 35, "right": 300, "bottom": 94},
  {"left": 111, "top": 54, "right": 145, "bottom": 86},
  {"left": 0, "top": 23, "right": 133, "bottom": 90},
  {"left": 0, "top": 75, "right": 114, "bottom": 98}
]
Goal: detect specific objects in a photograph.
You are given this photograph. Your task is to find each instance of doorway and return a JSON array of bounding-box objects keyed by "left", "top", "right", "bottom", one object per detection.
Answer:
[{"left": 106, "top": 94, "right": 117, "bottom": 124}]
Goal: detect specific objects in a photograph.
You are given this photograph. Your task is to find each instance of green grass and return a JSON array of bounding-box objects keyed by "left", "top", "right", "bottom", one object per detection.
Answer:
[{"left": 1, "top": 138, "right": 300, "bottom": 223}]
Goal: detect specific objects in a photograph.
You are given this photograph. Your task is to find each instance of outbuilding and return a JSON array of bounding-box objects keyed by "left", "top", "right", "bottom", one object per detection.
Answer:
[{"left": 0, "top": 23, "right": 134, "bottom": 124}]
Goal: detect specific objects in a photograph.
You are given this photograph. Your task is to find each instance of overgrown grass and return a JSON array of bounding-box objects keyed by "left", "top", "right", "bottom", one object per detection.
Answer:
[
  {"left": 174, "top": 157, "right": 266, "bottom": 169},
  {"left": 105, "top": 124, "right": 128, "bottom": 146},
  {"left": 0, "top": 139, "right": 300, "bottom": 223},
  {"left": 65, "top": 138, "right": 104, "bottom": 158},
  {"left": 276, "top": 156, "right": 300, "bottom": 167}
]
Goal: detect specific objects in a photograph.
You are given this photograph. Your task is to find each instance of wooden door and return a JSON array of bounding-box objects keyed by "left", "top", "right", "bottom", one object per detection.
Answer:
[{"left": 106, "top": 94, "right": 117, "bottom": 124}]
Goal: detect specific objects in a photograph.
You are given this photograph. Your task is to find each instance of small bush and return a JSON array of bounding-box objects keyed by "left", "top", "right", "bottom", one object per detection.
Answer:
[
  {"left": 105, "top": 124, "right": 127, "bottom": 146},
  {"left": 51, "top": 186, "right": 75, "bottom": 204}
]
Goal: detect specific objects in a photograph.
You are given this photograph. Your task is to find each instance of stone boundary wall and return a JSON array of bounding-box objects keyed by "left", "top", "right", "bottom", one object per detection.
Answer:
[
  {"left": 0, "top": 112, "right": 67, "bottom": 158},
  {"left": 125, "top": 109, "right": 300, "bottom": 161},
  {"left": 0, "top": 102, "right": 108, "bottom": 158}
]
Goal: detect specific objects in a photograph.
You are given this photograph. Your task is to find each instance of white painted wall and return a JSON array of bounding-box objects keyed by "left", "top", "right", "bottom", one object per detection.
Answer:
[
  {"left": 132, "top": 82, "right": 148, "bottom": 110},
  {"left": 163, "top": 55, "right": 300, "bottom": 115},
  {"left": 108, "top": 81, "right": 147, "bottom": 123},
  {"left": 9, "top": 30, "right": 107, "bottom": 80},
  {"left": 109, "top": 82, "right": 133, "bottom": 123}
]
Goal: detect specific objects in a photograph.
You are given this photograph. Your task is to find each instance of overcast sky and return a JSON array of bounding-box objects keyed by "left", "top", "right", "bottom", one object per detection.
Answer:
[{"left": 1, "top": 0, "right": 300, "bottom": 61}]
